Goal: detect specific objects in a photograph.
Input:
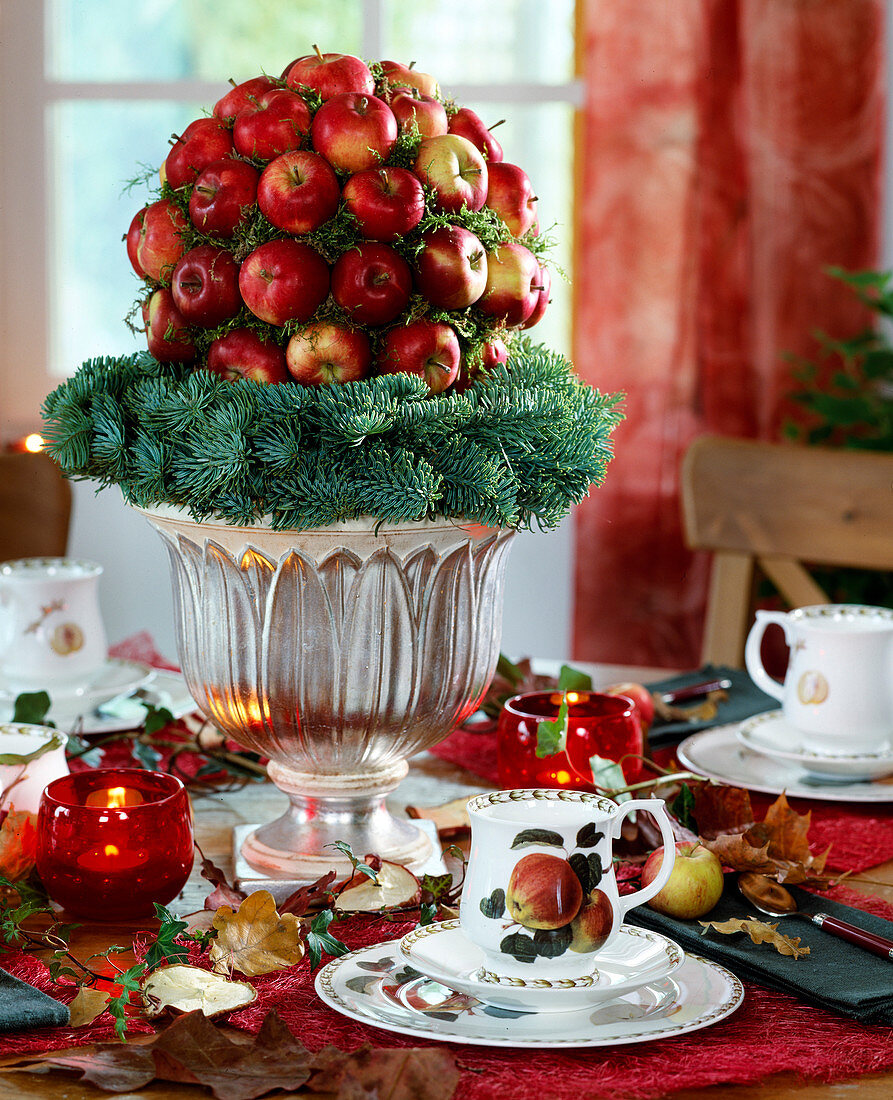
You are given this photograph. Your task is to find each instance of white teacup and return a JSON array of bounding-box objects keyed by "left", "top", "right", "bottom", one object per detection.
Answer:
[
  {"left": 0, "top": 558, "right": 108, "bottom": 691},
  {"left": 0, "top": 724, "right": 69, "bottom": 814},
  {"left": 745, "top": 604, "right": 893, "bottom": 754},
  {"left": 460, "top": 788, "right": 676, "bottom": 980}
]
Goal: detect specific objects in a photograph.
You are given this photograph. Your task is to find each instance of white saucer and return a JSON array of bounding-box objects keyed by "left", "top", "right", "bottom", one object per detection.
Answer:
[
  {"left": 678, "top": 725, "right": 893, "bottom": 802},
  {"left": 398, "top": 919, "right": 683, "bottom": 1012},
  {"left": 0, "top": 669, "right": 195, "bottom": 735},
  {"left": 315, "top": 937, "right": 743, "bottom": 1047},
  {"left": 737, "top": 711, "right": 893, "bottom": 780},
  {"left": 0, "top": 658, "right": 152, "bottom": 708}
]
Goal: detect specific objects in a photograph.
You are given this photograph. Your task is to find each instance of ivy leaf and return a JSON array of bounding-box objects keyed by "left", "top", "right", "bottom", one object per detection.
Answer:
[
  {"left": 131, "top": 738, "right": 162, "bottom": 771},
  {"left": 11, "top": 691, "right": 53, "bottom": 727},
  {"left": 104, "top": 962, "right": 148, "bottom": 1040},
  {"left": 589, "top": 755, "right": 630, "bottom": 801},
  {"left": 142, "top": 703, "right": 175, "bottom": 737},
  {"left": 328, "top": 841, "right": 379, "bottom": 883},
  {"left": 142, "top": 904, "right": 191, "bottom": 970},
  {"left": 535, "top": 695, "right": 568, "bottom": 758},
  {"left": 557, "top": 664, "right": 593, "bottom": 692},
  {"left": 419, "top": 872, "right": 454, "bottom": 904},
  {"left": 510, "top": 828, "right": 564, "bottom": 850},
  {"left": 303, "top": 909, "right": 348, "bottom": 971},
  {"left": 419, "top": 903, "right": 438, "bottom": 926},
  {"left": 671, "top": 783, "right": 697, "bottom": 831}
]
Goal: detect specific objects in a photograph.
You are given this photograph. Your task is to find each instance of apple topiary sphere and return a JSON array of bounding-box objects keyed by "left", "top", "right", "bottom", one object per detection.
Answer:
[{"left": 128, "top": 48, "right": 549, "bottom": 395}]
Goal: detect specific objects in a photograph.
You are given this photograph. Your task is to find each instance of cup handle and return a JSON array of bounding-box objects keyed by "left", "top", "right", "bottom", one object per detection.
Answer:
[
  {"left": 610, "top": 798, "right": 678, "bottom": 921},
  {"left": 744, "top": 609, "right": 788, "bottom": 702}
]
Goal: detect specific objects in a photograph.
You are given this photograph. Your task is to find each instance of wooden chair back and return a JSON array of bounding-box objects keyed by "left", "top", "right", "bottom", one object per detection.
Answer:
[
  {"left": 680, "top": 435, "right": 893, "bottom": 666},
  {"left": 0, "top": 452, "right": 72, "bottom": 562}
]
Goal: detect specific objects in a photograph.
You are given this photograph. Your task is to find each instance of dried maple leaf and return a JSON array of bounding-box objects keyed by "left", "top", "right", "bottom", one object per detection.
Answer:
[
  {"left": 210, "top": 890, "right": 304, "bottom": 977},
  {"left": 0, "top": 809, "right": 38, "bottom": 880},
  {"left": 308, "top": 1043, "right": 460, "bottom": 1100},
  {"left": 20, "top": 1008, "right": 312, "bottom": 1100},
  {"left": 68, "top": 986, "right": 110, "bottom": 1028},
  {"left": 700, "top": 916, "right": 811, "bottom": 959}
]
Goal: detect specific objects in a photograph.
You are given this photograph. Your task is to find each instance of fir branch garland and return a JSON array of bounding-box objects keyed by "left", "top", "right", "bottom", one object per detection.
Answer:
[{"left": 42, "top": 340, "right": 622, "bottom": 532}]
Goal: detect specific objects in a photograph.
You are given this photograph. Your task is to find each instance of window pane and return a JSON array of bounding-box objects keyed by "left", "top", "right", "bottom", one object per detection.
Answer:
[
  {"left": 48, "top": 0, "right": 363, "bottom": 83},
  {"left": 49, "top": 101, "right": 200, "bottom": 375},
  {"left": 383, "top": 0, "right": 576, "bottom": 85}
]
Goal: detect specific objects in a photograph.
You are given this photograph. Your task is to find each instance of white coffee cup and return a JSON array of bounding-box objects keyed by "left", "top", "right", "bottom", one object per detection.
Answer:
[
  {"left": 460, "top": 788, "right": 676, "bottom": 980},
  {"left": 745, "top": 604, "right": 893, "bottom": 754},
  {"left": 0, "top": 558, "right": 108, "bottom": 690},
  {"left": 0, "top": 724, "right": 69, "bottom": 814}
]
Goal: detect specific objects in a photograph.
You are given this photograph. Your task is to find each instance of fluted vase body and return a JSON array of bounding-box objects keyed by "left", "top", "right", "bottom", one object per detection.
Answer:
[{"left": 137, "top": 505, "right": 514, "bottom": 883}]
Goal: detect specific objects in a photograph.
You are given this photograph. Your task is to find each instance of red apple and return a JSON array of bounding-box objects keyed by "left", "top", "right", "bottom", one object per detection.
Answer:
[
  {"left": 286, "top": 48, "right": 374, "bottom": 100},
  {"left": 170, "top": 245, "right": 241, "bottom": 327},
  {"left": 505, "top": 852, "right": 583, "bottom": 930},
  {"left": 569, "top": 889, "right": 614, "bottom": 952},
  {"left": 239, "top": 239, "right": 330, "bottom": 325},
  {"left": 342, "top": 167, "right": 425, "bottom": 242},
  {"left": 377, "top": 319, "right": 460, "bottom": 394},
  {"left": 413, "top": 134, "right": 488, "bottom": 213},
  {"left": 213, "top": 75, "right": 279, "bottom": 123},
  {"left": 331, "top": 243, "right": 412, "bottom": 326},
  {"left": 641, "top": 842, "right": 724, "bottom": 919},
  {"left": 136, "top": 199, "right": 187, "bottom": 283},
  {"left": 389, "top": 89, "right": 448, "bottom": 138},
  {"left": 379, "top": 60, "right": 439, "bottom": 99},
  {"left": 143, "top": 288, "right": 194, "bottom": 362},
  {"left": 522, "top": 263, "right": 551, "bottom": 330},
  {"left": 125, "top": 207, "right": 146, "bottom": 277},
  {"left": 414, "top": 225, "right": 488, "bottom": 310},
  {"left": 206, "top": 329, "right": 289, "bottom": 384},
  {"left": 448, "top": 107, "right": 504, "bottom": 163},
  {"left": 480, "top": 337, "right": 509, "bottom": 370},
  {"left": 477, "top": 242, "right": 540, "bottom": 326},
  {"left": 188, "top": 158, "right": 259, "bottom": 237},
  {"left": 163, "top": 117, "right": 234, "bottom": 191},
  {"left": 257, "top": 150, "right": 340, "bottom": 235},
  {"left": 604, "top": 681, "right": 655, "bottom": 732},
  {"left": 485, "top": 161, "right": 538, "bottom": 237},
  {"left": 233, "top": 89, "right": 312, "bottom": 162},
  {"left": 286, "top": 320, "right": 372, "bottom": 385},
  {"left": 311, "top": 93, "right": 397, "bottom": 174}
]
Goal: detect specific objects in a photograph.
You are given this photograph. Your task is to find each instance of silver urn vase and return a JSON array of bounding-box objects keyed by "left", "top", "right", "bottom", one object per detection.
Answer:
[{"left": 137, "top": 505, "right": 514, "bottom": 882}]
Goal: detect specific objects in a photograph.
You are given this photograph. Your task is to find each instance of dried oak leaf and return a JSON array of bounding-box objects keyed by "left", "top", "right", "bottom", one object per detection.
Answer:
[
  {"left": 0, "top": 809, "right": 38, "bottom": 880},
  {"left": 405, "top": 796, "right": 472, "bottom": 838},
  {"left": 210, "top": 890, "right": 304, "bottom": 977},
  {"left": 308, "top": 1043, "right": 460, "bottom": 1100},
  {"left": 700, "top": 916, "right": 811, "bottom": 959},
  {"left": 28, "top": 1008, "right": 311, "bottom": 1100}
]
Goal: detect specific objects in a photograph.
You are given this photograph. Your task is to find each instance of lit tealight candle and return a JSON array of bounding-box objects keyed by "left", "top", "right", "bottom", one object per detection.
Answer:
[
  {"left": 77, "top": 842, "right": 148, "bottom": 872},
  {"left": 84, "top": 786, "right": 144, "bottom": 809}
]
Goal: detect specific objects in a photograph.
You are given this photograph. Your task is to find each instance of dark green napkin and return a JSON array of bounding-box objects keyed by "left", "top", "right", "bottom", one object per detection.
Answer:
[
  {"left": 0, "top": 968, "right": 70, "bottom": 1031},
  {"left": 645, "top": 664, "right": 777, "bottom": 747},
  {"left": 627, "top": 879, "right": 893, "bottom": 1024}
]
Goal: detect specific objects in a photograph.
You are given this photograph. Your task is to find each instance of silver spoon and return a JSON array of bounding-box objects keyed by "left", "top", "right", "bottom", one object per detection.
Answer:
[{"left": 738, "top": 872, "right": 893, "bottom": 961}]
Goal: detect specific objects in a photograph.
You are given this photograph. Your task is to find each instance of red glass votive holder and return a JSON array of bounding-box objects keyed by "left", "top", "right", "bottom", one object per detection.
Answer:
[
  {"left": 36, "top": 768, "right": 194, "bottom": 921},
  {"left": 497, "top": 691, "right": 644, "bottom": 791}
]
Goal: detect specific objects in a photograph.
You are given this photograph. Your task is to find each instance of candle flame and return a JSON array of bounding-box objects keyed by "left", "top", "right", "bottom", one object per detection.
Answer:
[
  {"left": 23, "top": 433, "right": 44, "bottom": 453},
  {"left": 566, "top": 692, "right": 580, "bottom": 704},
  {"left": 105, "top": 787, "right": 128, "bottom": 809},
  {"left": 104, "top": 844, "right": 119, "bottom": 857}
]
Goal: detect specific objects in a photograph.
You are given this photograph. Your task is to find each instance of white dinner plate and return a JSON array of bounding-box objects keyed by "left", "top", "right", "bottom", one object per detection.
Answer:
[
  {"left": 678, "top": 725, "right": 893, "bottom": 802},
  {"left": 0, "top": 658, "right": 152, "bottom": 711},
  {"left": 0, "top": 669, "right": 195, "bottom": 735},
  {"left": 315, "top": 938, "right": 743, "bottom": 1047},
  {"left": 737, "top": 711, "right": 893, "bottom": 781},
  {"left": 398, "top": 919, "right": 684, "bottom": 1012}
]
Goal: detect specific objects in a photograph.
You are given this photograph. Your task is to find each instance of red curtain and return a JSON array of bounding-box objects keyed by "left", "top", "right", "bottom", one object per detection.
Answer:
[{"left": 572, "top": 0, "right": 886, "bottom": 669}]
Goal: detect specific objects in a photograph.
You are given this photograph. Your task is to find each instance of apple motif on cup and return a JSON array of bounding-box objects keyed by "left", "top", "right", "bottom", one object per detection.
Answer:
[
  {"left": 797, "top": 670, "right": 829, "bottom": 705},
  {"left": 478, "top": 823, "right": 613, "bottom": 965},
  {"left": 49, "top": 622, "right": 85, "bottom": 656}
]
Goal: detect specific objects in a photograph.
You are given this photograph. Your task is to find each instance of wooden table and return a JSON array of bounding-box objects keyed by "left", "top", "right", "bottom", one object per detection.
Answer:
[{"left": 1, "top": 751, "right": 891, "bottom": 1099}]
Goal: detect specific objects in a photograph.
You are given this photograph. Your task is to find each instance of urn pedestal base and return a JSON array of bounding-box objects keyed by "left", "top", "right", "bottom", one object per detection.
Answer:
[{"left": 239, "top": 759, "right": 433, "bottom": 883}]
